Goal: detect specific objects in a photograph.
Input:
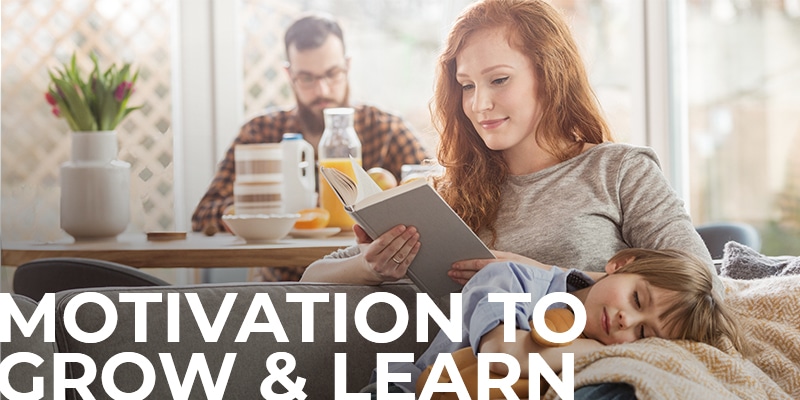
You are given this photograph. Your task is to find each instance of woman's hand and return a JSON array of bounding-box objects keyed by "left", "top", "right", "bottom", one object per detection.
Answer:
[
  {"left": 448, "top": 257, "right": 494, "bottom": 285},
  {"left": 449, "top": 250, "right": 608, "bottom": 284},
  {"left": 449, "top": 250, "right": 554, "bottom": 285},
  {"left": 537, "top": 338, "right": 605, "bottom": 371},
  {"left": 354, "top": 224, "right": 420, "bottom": 283},
  {"left": 490, "top": 250, "right": 553, "bottom": 268}
]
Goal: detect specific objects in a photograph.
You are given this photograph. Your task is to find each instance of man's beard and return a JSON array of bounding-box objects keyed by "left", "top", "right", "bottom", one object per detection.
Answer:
[{"left": 296, "top": 86, "right": 350, "bottom": 135}]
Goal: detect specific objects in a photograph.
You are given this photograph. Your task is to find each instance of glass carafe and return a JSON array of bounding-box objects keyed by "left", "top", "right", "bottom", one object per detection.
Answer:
[{"left": 318, "top": 108, "right": 362, "bottom": 230}]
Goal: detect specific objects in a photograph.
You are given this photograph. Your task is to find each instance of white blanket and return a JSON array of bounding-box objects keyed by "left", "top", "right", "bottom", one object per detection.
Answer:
[{"left": 544, "top": 275, "right": 800, "bottom": 400}]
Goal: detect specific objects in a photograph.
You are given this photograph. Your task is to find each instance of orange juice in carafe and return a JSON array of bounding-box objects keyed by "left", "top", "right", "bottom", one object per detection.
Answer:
[
  {"left": 317, "top": 108, "right": 362, "bottom": 230},
  {"left": 318, "top": 158, "right": 361, "bottom": 229}
]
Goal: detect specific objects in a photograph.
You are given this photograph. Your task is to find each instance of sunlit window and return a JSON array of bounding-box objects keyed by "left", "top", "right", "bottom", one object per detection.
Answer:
[
  {"left": 686, "top": 0, "right": 800, "bottom": 255},
  {"left": 551, "top": 0, "right": 636, "bottom": 143},
  {"left": 238, "top": 0, "right": 637, "bottom": 150},
  {"left": 1, "top": 0, "right": 175, "bottom": 241},
  {"left": 8, "top": 0, "right": 794, "bottom": 259}
]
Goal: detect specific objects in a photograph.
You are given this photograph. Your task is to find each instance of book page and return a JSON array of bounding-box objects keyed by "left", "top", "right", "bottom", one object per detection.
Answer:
[
  {"left": 354, "top": 179, "right": 427, "bottom": 210},
  {"left": 350, "top": 156, "right": 383, "bottom": 203},
  {"left": 322, "top": 159, "right": 431, "bottom": 212},
  {"left": 319, "top": 167, "right": 359, "bottom": 206}
]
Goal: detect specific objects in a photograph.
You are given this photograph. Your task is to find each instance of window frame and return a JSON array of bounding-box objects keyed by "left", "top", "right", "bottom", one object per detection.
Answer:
[{"left": 175, "top": 0, "right": 244, "bottom": 229}]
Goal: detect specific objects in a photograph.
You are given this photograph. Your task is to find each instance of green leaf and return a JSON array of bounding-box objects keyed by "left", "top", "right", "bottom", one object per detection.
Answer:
[
  {"left": 52, "top": 76, "right": 96, "bottom": 130},
  {"left": 45, "top": 51, "right": 140, "bottom": 131}
]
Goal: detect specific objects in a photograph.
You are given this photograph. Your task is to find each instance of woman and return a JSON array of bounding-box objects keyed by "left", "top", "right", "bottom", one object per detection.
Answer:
[
  {"left": 306, "top": 1, "right": 714, "bottom": 397},
  {"left": 301, "top": 0, "right": 713, "bottom": 287}
]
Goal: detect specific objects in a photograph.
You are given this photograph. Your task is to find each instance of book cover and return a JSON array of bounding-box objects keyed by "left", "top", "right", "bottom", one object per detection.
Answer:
[{"left": 320, "top": 163, "right": 495, "bottom": 298}]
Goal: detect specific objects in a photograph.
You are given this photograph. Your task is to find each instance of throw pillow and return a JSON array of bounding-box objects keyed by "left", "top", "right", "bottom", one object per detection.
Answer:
[{"left": 720, "top": 241, "right": 800, "bottom": 279}]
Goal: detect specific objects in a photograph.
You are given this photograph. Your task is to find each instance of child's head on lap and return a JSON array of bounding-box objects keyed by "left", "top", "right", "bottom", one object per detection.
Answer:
[{"left": 575, "top": 248, "right": 747, "bottom": 354}]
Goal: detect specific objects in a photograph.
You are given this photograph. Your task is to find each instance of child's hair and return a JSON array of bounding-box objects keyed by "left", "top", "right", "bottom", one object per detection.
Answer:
[{"left": 608, "top": 248, "right": 749, "bottom": 355}]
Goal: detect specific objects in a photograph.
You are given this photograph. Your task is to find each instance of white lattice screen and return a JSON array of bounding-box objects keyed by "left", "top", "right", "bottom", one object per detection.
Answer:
[
  {"left": 236, "top": 0, "right": 455, "bottom": 148},
  {"left": 240, "top": 1, "right": 301, "bottom": 119},
  {"left": 1, "top": 0, "right": 174, "bottom": 241}
]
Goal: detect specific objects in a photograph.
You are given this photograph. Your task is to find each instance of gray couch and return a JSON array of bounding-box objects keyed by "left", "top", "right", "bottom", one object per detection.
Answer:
[{"left": 4, "top": 282, "right": 435, "bottom": 399}]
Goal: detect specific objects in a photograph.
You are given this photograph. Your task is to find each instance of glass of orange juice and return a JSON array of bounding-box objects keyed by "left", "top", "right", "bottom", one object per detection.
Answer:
[{"left": 318, "top": 157, "right": 361, "bottom": 230}]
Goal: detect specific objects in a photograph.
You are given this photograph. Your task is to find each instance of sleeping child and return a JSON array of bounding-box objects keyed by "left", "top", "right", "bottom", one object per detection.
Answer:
[{"left": 365, "top": 248, "right": 748, "bottom": 397}]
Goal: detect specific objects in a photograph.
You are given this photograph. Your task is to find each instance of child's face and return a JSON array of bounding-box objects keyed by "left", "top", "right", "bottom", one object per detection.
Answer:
[{"left": 580, "top": 272, "right": 679, "bottom": 345}]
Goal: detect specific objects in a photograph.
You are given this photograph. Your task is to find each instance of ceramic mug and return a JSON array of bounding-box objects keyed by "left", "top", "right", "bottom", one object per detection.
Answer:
[
  {"left": 234, "top": 143, "right": 283, "bottom": 183},
  {"left": 233, "top": 181, "right": 284, "bottom": 215}
]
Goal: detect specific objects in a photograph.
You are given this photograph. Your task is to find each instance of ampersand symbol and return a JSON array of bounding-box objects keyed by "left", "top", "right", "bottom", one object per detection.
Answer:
[{"left": 260, "top": 352, "right": 307, "bottom": 400}]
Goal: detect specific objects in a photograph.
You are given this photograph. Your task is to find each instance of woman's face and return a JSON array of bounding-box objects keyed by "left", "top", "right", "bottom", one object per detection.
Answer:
[{"left": 455, "top": 27, "right": 542, "bottom": 152}]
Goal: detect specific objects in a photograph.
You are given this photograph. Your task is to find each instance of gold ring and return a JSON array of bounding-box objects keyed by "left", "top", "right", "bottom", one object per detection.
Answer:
[{"left": 391, "top": 255, "right": 403, "bottom": 264}]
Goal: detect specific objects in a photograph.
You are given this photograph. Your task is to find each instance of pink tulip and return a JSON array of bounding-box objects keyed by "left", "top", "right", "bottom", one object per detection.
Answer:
[
  {"left": 51, "top": 106, "right": 60, "bottom": 117},
  {"left": 45, "top": 92, "right": 57, "bottom": 106},
  {"left": 114, "top": 81, "right": 133, "bottom": 101}
]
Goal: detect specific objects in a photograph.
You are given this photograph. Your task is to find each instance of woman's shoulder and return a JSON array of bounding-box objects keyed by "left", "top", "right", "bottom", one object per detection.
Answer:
[
  {"left": 588, "top": 142, "right": 657, "bottom": 158},
  {"left": 581, "top": 142, "right": 661, "bottom": 167}
]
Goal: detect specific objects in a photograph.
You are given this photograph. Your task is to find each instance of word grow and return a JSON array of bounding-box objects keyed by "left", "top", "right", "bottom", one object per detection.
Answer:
[{"left": 1, "top": 291, "right": 585, "bottom": 399}]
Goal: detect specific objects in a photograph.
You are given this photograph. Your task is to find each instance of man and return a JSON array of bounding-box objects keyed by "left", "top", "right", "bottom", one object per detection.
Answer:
[{"left": 192, "top": 13, "right": 429, "bottom": 235}]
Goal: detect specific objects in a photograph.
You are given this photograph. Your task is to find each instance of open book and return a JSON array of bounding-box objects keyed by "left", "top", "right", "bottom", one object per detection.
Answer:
[{"left": 319, "top": 160, "right": 494, "bottom": 298}]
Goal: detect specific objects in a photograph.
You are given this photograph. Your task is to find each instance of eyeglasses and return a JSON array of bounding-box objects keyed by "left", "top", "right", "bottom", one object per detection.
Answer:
[{"left": 290, "top": 67, "right": 348, "bottom": 89}]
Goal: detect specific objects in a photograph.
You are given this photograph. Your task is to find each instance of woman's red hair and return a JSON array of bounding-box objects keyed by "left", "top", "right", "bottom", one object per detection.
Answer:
[{"left": 431, "top": 0, "right": 613, "bottom": 245}]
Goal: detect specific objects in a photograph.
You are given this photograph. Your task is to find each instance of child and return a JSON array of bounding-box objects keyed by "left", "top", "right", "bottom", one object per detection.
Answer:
[{"left": 369, "top": 248, "right": 746, "bottom": 395}]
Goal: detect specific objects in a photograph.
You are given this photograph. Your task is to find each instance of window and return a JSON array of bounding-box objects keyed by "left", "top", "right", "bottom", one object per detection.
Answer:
[
  {"left": 1, "top": 0, "right": 175, "bottom": 241},
  {"left": 235, "top": 0, "right": 639, "bottom": 152},
  {"left": 7, "top": 0, "right": 791, "bottom": 259},
  {"left": 0, "top": 0, "right": 640, "bottom": 241},
  {"left": 685, "top": 0, "right": 800, "bottom": 255}
]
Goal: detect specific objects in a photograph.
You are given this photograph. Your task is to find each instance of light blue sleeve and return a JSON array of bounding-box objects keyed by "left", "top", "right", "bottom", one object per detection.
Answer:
[
  {"left": 461, "top": 261, "right": 558, "bottom": 352},
  {"left": 384, "top": 261, "right": 559, "bottom": 394}
]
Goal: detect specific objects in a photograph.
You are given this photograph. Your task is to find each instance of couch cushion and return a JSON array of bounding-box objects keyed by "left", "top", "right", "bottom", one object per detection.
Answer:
[{"left": 53, "top": 282, "right": 435, "bottom": 399}]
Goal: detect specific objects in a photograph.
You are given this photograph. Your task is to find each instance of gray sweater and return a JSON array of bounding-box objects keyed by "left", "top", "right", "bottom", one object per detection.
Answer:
[
  {"left": 480, "top": 142, "right": 713, "bottom": 272},
  {"left": 325, "top": 142, "right": 713, "bottom": 274}
]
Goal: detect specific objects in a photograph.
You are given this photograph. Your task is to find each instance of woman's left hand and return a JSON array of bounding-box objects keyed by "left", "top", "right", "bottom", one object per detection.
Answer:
[
  {"left": 449, "top": 250, "right": 555, "bottom": 285},
  {"left": 448, "top": 258, "right": 494, "bottom": 285}
]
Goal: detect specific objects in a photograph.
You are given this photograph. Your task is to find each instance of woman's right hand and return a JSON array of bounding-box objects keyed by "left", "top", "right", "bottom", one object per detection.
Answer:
[{"left": 354, "top": 224, "right": 421, "bottom": 283}]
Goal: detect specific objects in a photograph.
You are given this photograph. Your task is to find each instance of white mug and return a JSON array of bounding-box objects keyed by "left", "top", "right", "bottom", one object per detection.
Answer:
[
  {"left": 234, "top": 143, "right": 283, "bottom": 183},
  {"left": 233, "top": 181, "right": 284, "bottom": 215}
]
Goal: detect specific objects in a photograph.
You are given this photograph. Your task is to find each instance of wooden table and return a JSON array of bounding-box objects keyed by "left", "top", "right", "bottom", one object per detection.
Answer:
[{"left": 1, "top": 232, "right": 356, "bottom": 269}]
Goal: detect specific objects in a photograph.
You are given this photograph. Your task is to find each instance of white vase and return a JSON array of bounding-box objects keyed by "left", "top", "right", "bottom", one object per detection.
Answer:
[{"left": 60, "top": 130, "right": 131, "bottom": 240}]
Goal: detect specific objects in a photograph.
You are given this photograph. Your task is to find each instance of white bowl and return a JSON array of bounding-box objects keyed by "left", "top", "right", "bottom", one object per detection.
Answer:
[{"left": 222, "top": 214, "right": 300, "bottom": 243}]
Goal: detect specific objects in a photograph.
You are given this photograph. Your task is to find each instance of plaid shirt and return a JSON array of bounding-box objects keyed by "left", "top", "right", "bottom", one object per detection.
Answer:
[{"left": 192, "top": 104, "right": 430, "bottom": 233}]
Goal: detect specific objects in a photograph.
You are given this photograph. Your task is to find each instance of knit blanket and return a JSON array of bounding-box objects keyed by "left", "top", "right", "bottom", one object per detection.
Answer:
[{"left": 543, "top": 275, "right": 800, "bottom": 400}]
